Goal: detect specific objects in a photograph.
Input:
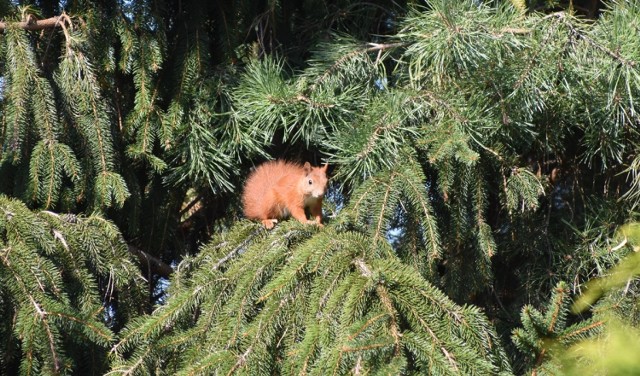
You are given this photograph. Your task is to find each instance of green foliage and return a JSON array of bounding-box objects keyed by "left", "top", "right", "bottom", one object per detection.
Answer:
[
  {"left": 28, "top": 141, "right": 80, "bottom": 208},
  {"left": 1, "top": 0, "right": 640, "bottom": 374},
  {"left": 344, "top": 154, "right": 441, "bottom": 275},
  {"left": 572, "top": 222, "right": 640, "bottom": 312},
  {"left": 513, "top": 221, "right": 640, "bottom": 375},
  {"left": 327, "top": 91, "right": 425, "bottom": 183},
  {"left": 559, "top": 315, "right": 640, "bottom": 376},
  {"left": 119, "top": 17, "right": 167, "bottom": 172},
  {"left": 3, "top": 23, "right": 81, "bottom": 210},
  {"left": 111, "top": 219, "right": 511, "bottom": 375},
  {"left": 55, "top": 25, "right": 130, "bottom": 209},
  {"left": 3, "top": 25, "right": 37, "bottom": 162},
  {"left": 512, "top": 282, "right": 604, "bottom": 375},
  {"left": 504, "top": 167, "right": 544, "bottom": 214},
  {"left": 161, "top": 41, "right": 241, "bottom": 192},
  {"left": 0, "top": 195, "right": 144, "bottom": 374}
]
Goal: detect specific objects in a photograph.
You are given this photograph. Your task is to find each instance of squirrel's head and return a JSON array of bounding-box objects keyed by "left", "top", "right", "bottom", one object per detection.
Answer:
[{"left": 301, "top": 162, "right": 328, "bottom": 198}]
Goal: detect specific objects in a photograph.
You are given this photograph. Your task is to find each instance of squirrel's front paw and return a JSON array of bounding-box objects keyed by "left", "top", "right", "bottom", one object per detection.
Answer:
[{"left": 262, "top": 219, "right": 278, "bottom": 229}]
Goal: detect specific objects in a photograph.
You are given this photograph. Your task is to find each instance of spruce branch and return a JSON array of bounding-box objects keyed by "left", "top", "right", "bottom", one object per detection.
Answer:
[
  {"left": 512, "top": 282, "right": 604, "bottom": 373},
  {"left": 0, "top": 196, "right": 140, "bottom": 374},
  {"left": 112, "top": 221, "right": 510, "bottom": 374}
]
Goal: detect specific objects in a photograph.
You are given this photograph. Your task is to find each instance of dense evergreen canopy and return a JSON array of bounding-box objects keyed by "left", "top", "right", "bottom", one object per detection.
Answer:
[{"left": 1, "top": 0, "right": 639, "bottom": 374}]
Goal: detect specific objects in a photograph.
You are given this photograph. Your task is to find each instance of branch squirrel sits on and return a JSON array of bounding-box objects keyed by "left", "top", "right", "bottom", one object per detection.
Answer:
[{"left": 242, "top": 160, "right": 328, "bottom": 229}]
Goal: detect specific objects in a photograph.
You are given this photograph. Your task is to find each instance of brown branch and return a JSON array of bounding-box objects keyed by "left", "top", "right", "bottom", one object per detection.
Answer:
[
  {"left": 128, "top": 245, "right": 174, "bottom": 278},
  {"left": 0, "top": 15, "right": 66, "bottom": 31}
]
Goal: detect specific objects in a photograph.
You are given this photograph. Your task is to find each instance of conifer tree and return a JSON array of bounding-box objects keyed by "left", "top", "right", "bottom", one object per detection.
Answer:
[{"left": 1, "top": 0, "right": 639, "bottom": 374}]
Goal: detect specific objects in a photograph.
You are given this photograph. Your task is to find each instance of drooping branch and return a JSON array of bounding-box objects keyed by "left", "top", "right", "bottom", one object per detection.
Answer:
[{"left": 0, "top": 14, "right": 69, "bottom": 32}]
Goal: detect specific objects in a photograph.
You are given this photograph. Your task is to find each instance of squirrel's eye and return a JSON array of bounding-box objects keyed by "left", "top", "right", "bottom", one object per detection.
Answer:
[{"left": 308, "top": 179, "right": 313, "bottom": 185}]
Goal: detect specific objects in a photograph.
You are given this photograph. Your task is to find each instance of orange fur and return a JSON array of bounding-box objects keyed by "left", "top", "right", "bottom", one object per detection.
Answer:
[{"left": 242, "top": 160, "right": 328, "bottom": 229}]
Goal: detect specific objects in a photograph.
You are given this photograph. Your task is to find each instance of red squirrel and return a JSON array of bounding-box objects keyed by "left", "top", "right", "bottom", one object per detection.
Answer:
[{"left": 242, "top": 160, "right": 328, "bottom": 229}]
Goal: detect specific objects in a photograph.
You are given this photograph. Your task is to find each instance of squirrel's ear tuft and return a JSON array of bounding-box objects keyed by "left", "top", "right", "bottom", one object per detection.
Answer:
[
  {"left": 321, "top": 163, "right": 328, "bottom": 172},
  {"left": 303, "top": 162, "right": 311, "bottom": 174}
]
